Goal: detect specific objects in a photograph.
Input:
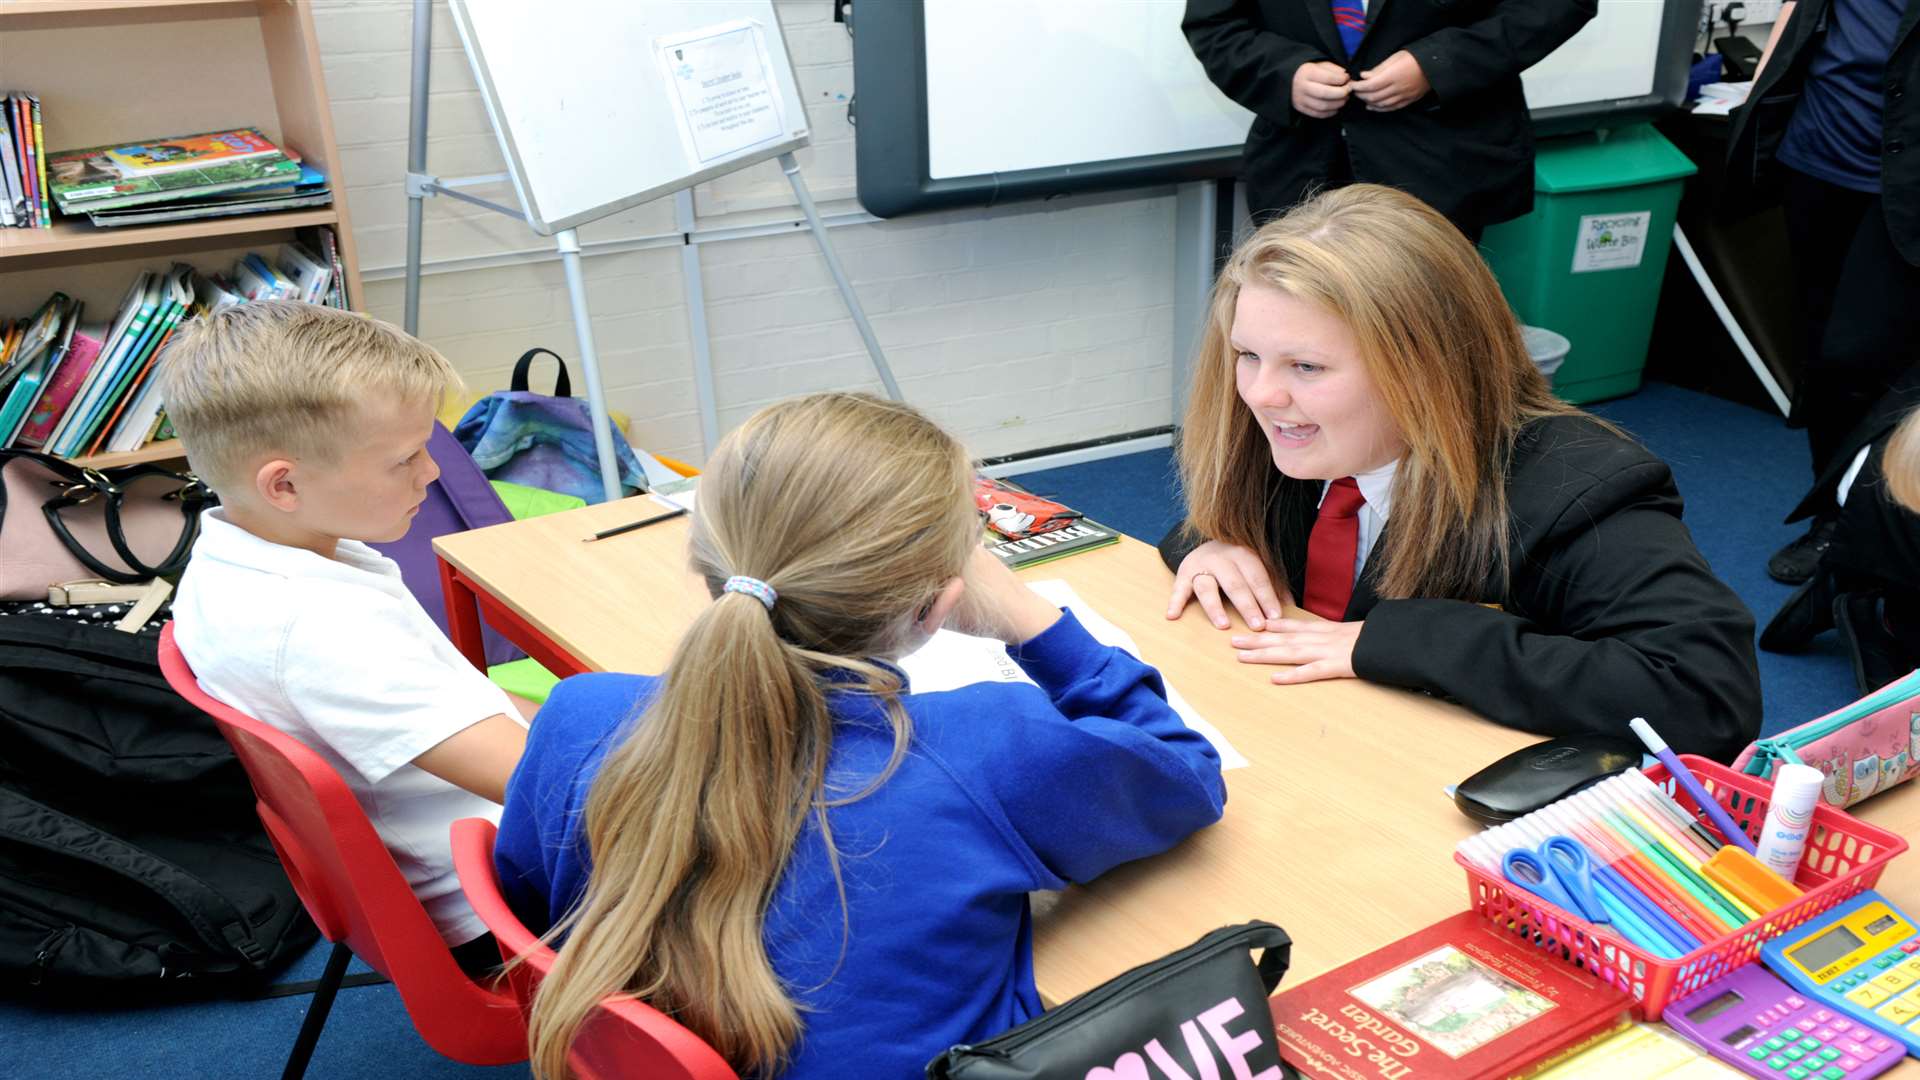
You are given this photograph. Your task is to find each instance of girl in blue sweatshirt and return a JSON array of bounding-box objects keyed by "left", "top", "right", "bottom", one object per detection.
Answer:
[{"left": 493, "top": 391, "right": 1226, "bottom": 1078}]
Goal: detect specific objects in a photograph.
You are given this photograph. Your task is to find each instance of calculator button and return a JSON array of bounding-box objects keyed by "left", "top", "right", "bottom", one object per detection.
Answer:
[
  {"left": 1846, "top": 983, "right": 1892, "bottom": 1008},
  {"left": 1840, "top": 1039, "right": 1874, "bottom": 1058},
  {"left": 1877, "top": 968, "right": 1917, "bottom": 993},
  {"left": 1814, "top": 1009, "right": 1836, "bottom": 1023},
  {"left": 1820, "top": 1047, "right": 1841, "bottom": 1060},
  {"left": 1821, "top": 1070, "right": 1845, "bottom": 1080},
  {"left": 1788, "top": 995, "right": 1808, "bottom": 1008},
  {"left": 1787, "top": 1068, "right": 1810, "bottom": 1079},
  {"left": 1800, "top": 1037, "right": 1823, "bottom": 1050},
  {"left": 1818, "top": 1028, "right": 1839, "bottom": 1041},
  {"left": 1831, "top": 1019, "right": 1854, "bottom": 1032},
  {"left": 1837, "top": 1057, "right": 1863, "bottom": 1071},
  {"left": 1867, "top": 1036, "right": 1893, "bottom": 1053},
  {"left": 1902, "top": 959, "right": 1920, "bottom": 978},
  {"left": 1767, "top": 1037, "right": 1789, "bottom": 1050},
  {"left": 1752, "top": 1046, "right": 1774, "bottom": 1060},
  {"left": 1783, "top": 1028, "right": 1806, "bottom": 1040},
  {"left": 1770, "top": 1056, "right": 1791, "bottom": 1069},
  {"left": 1784, "top": 1047, "right": 1807, "bottom": 1060},
  {"left": 1876, "top": 956, "right": 1899, "bottom": 971},
  {"left": 1883, "top": 996, "right": 1920, "bottom": 1024},
  {"left": 1903, "top": 941, "right": 1919, "bottom": 953}
]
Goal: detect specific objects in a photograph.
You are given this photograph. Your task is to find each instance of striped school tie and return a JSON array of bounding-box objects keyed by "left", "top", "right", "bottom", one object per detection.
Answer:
[{"left": 1330, "top": 1, "right": 1366, "bottom": 57}]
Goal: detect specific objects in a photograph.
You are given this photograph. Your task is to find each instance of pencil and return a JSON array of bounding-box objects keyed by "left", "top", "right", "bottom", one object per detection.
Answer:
[{"left": 584, "top": 506, "right": 688, "bottom": 541}]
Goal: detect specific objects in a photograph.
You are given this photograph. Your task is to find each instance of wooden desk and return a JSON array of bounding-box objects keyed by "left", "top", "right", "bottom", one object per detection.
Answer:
[{"left": 436, "top": 498, "right": 1920, "bottom": 1069}]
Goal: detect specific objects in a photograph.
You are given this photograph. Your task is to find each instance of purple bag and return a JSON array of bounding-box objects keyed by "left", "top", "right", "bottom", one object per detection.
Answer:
[
  {"left": 452, "top": 349, "right": 652, "bottom": 505},
  {"left": 369, "top": 423, "right": 523, "bottom": 667}
]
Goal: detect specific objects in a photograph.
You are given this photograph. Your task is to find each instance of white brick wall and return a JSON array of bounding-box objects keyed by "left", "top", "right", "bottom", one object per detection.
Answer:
[{"left": 317, "top": 0, "right": 1179, "bottom": 464}]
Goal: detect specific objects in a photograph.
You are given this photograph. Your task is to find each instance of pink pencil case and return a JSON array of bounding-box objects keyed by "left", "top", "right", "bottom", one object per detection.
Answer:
[{"left": 1732, "top": 669, "right": 1920, "bottom": 808}]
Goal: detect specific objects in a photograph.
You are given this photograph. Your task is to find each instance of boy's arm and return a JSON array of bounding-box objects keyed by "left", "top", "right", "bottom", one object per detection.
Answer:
[{"left": 411, "top": 713, "right": 528, "bottom": 804}]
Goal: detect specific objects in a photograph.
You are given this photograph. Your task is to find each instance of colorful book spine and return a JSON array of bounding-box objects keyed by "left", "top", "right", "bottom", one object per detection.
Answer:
[
  {"left": 12, "top": 97, "right": 36, "bottom": 229},
  {"left": 16, "top": 330, "right": 101, "bottom": 448},
  {"left": 29, "top": 95, "right": 48, "bottom": 227}
]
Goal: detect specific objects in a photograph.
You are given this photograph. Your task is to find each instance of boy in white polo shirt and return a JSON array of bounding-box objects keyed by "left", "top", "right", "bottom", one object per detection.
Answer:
[{"left": 162, "top": 300, "right": 527, "bottom": 970}]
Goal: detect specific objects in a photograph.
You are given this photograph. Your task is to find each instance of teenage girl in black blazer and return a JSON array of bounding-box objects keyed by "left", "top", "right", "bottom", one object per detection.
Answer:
[{"left": 1160, "top": 185, "right": 1762, "bottom": 760}]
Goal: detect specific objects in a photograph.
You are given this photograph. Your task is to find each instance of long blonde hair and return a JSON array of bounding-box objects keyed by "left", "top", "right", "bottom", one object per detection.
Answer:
[
  {"left": 1178, "top": 184, "right": 1578, "bottom": 600},
  {"left": 525, "top": 393, "right": 978, "bottom": 1078}
]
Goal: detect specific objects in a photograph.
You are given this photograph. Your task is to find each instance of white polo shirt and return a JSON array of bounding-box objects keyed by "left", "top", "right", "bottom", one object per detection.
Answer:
[{"left": 172, "top": 508, "right": 518, "bottom": 945}]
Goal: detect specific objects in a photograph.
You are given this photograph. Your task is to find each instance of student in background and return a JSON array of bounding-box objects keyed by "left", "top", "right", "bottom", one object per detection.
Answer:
[
  {"left": 495, "top": 393, "right": 1224, "bottom": 1079},
  {"left": 1761, "top": 369, "right": 1920, "bottom": 693},
  {"left": 165, "top": 301, "right": 528, "bottom": 970},
  {"left": 1723, "top": 0, "right": 1920, "bottom": 585},
  {"left": 1182, "top": 0, "right": 1595, "bottom": 241},
  {"left": 1160, "top": 185, "right": 1760, "bottom": 760}
]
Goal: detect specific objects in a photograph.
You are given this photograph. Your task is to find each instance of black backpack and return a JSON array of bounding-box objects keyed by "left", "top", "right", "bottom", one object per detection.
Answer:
[{"left": 0, "top": 611, "right": 316, "bottom": 995}]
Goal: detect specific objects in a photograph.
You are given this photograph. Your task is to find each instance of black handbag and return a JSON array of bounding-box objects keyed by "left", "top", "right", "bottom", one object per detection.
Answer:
[
  {"left": 0, "top": 448, "right": 212, "bottom": 599},
  {"left": 926, "top": 921, "right": 1293, "bottom": 1080}
]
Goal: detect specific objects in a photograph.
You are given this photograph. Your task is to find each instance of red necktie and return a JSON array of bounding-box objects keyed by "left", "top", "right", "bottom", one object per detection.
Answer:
[{"left": 1302, "top": 477, "right": 1366, "bottom": 621}]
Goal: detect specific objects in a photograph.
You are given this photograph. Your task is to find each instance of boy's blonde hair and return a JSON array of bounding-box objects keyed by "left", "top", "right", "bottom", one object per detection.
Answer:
[{"left": 160, "top": 300, "right": 459, "bottom": 493}]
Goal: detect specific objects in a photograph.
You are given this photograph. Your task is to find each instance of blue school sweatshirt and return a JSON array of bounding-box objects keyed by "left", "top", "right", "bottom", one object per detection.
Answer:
[{"left": 494, "top": 610, "right": 1226, "bottom": 1078}]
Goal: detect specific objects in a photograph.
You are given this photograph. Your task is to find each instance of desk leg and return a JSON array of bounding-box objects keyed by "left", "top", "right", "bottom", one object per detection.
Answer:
[{"left": 439, "top": 556, "right": 488, "bottom": 672}]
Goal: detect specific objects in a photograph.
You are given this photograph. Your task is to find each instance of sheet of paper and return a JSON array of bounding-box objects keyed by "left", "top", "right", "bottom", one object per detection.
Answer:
[
  {"left": 656, "top": 20, "right": 787, "bottom": 165},
  {"left": 648, "top": 477, "right": 698, "bottom": 514},
  {"left": 1690, "top": 81, "right": 1752, "bottom": 117},
  {"left": 896, "top": 579, "right": 1247, "bottom": 769}
]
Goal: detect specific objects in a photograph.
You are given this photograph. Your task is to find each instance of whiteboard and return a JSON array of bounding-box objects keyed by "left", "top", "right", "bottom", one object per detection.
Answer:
[
  {"left": 925, "top": 2, "right": 1251, "bottom": 180},
  {"left": 449, "top": 0, "right": 810, "bottom": 235},
  {"left": 859, "top": 0, "right": 1696, "bottom": 218}
]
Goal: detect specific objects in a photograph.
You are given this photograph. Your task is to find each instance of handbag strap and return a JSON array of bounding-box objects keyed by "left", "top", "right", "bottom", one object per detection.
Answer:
[
  {"left": 39, "top": 464, "right": 211, "bottom": 583},
  {"left": 510, "top": 348, "right": 572, "bottom": 398}
]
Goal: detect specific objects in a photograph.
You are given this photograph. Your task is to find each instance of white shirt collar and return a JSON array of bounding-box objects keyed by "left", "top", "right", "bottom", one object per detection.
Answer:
[
  {"left": 194, "top": 506, "right": 402, "bottom": 586},
  {"left": 1322, "top": 458, "right": 1397, "bottom": 520}
]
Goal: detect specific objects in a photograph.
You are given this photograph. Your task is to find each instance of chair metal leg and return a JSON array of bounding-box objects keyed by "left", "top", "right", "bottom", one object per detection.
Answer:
[{"left": 281, "top": 941, "right": 351, "bottom": 1080}]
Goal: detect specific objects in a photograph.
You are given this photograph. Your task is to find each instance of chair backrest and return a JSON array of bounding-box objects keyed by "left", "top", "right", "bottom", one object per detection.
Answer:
[
  {"left": 449, "top": 817, "right": 737, "bottom": 1080},
  {"left": 157, "top": 624, "right": 527, "bottom": 1066}
]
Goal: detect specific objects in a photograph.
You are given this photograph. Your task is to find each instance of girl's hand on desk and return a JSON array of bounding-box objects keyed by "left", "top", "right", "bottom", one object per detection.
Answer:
[
  {"left": 1168, "top": 541, "right": 1288, "bottom": 631},
  {"left": 1231, "top": 619, "right": 1362, "bottom": 683}
]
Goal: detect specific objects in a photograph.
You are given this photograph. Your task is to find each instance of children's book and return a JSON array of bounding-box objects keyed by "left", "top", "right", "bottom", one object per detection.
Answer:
[
  {"left": 2, "top": 300, "right": 79, "bottom": 447},
  {"left": 47, "top": 272, "right": 156, "bottom": 456},
  {"left": 29, "top": 94, "right": 49, "bottom": 227},
  {"left": 46, "top": 129, "right": 301, "bottom": 213},
  {"left": 73, "top": 270, "right": 188, "bottom": 456},
  {"left": 984, "top": 517, "right": 1121, "bottom": 569},
  {"left": 1268, "top": 911, "right": 1634, "bottom": 1080},
  {"left": 0, "top": 102, "right": 18, "bottom": 227},
  {"left": 16, "top": 325, "right": 103, "bottom": 449},
  {"left": 11, "top": 95, "right": 38, "bottom": 228},
  {"left": 275, "top": 241, "right": 331, "bottom": 304},
  {"left": 975, "top": 475, "right": 1122, "bottom": 569},
  {"left": 85, "top": 165, "right": 331, "bottom": 226},
  {"left": 102, "top": 128, "right": 280, "bottom": 178}
]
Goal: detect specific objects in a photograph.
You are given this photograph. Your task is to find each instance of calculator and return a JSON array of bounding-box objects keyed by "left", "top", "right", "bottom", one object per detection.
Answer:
[
  {"left": 1761, "top": 891, "right": 1920, "bottom": 1057},
  {"left": 1664, "top": 964, "right": 1905, "bottom": 1078}
]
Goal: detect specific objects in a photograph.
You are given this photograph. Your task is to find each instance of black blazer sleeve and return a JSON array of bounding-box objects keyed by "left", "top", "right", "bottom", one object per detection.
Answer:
[
  {"left": 1184, "top": 0, "right": 1329, "bottom": 124},
  {"left": 1351, "top": 454, "right": 1761, "bottom": 762},
  {"left": 1405, "top": 0, "right": 1597, "bottom": 103}
]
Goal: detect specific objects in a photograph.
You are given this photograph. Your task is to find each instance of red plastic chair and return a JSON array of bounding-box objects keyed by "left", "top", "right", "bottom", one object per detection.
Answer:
[
  {"left": 449, "top": 816, "right": 737, "bottom": 1080},
  {"left": 156, "top": 624, "right": 527, "bottom": 1079}
]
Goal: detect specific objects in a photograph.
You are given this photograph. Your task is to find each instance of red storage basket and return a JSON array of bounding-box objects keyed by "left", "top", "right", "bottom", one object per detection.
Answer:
[{"left": 1457, "top": 754, "right": 1908, "bottom": 1018}]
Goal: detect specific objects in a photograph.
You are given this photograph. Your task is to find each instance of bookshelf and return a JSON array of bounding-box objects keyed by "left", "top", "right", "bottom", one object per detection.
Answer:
[{"left": 0, "top": 0, "right": 361, "bottom": 468}]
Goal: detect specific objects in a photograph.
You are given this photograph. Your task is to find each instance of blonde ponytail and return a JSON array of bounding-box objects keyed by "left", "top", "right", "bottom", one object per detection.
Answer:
[{"left": 526, "top": 393, "right": 976, "bottom": 1077}]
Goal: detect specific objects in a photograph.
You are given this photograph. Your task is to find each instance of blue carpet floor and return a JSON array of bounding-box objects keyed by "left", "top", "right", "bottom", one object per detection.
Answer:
[{"left": 0, "top": 382, "right": 1857, "bottom": 1078}]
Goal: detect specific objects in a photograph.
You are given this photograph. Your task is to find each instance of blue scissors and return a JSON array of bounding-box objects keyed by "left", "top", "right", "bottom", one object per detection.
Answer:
[{"left": 1502, "top": 835, "right": 1612, "bottom": 925}]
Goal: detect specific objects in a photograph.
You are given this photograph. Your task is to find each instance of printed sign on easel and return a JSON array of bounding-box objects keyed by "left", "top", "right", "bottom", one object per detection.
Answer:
[{"left": 657, "top": 20, "right": 787, "bottom": 165}]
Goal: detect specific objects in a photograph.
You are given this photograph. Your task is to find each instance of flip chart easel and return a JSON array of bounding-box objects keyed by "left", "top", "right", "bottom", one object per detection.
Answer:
[{"left": 402, "top": 0, "right": 901, "bottom": 501}]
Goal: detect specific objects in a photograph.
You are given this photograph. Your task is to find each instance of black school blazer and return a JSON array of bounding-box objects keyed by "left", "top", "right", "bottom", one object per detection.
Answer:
[
  {"left": 1183, "top": 0, "right": 1596, "bottom": 234},
  {"left": 1160, "top": 415, "right": 1762, "bottom": 761},
  {"left": 1722, "top": 0, "right": 1920, "bottom": 264}
]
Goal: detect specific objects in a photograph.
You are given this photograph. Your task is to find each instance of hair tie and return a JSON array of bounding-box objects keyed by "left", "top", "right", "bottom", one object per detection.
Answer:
[{"left": 723, "top": 575, "right": 777, "bottom": 611}]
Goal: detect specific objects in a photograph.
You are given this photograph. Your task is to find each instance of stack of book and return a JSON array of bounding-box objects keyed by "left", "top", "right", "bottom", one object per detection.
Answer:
[
  {"left": 0, "top": 224, "right": 347, "bottom": 461},
  {"left": 0, "top": 92, "right": 51, "bottom": 228},
  {"left": 43, "top": 126, "right": 331, "bottom": 228}
]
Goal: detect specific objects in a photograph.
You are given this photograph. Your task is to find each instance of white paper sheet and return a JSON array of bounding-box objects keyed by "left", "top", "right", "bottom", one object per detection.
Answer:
[
  {"left": 656, "top": 20, "right": 786, "bottom": 165},
  {"left": 896, "top": 579, "right": 1247, "bottom": 769}
]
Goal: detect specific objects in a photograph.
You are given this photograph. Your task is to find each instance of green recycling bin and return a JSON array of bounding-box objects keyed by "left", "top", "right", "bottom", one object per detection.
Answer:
[{"left": 1479, "top": 123, "right": 1697, "bottom": 404}]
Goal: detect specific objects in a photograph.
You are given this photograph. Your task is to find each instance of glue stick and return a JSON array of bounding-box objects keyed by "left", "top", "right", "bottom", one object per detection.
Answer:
[{"left": 1754, "top": 764, "right": 1825, "bottom": 884}]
